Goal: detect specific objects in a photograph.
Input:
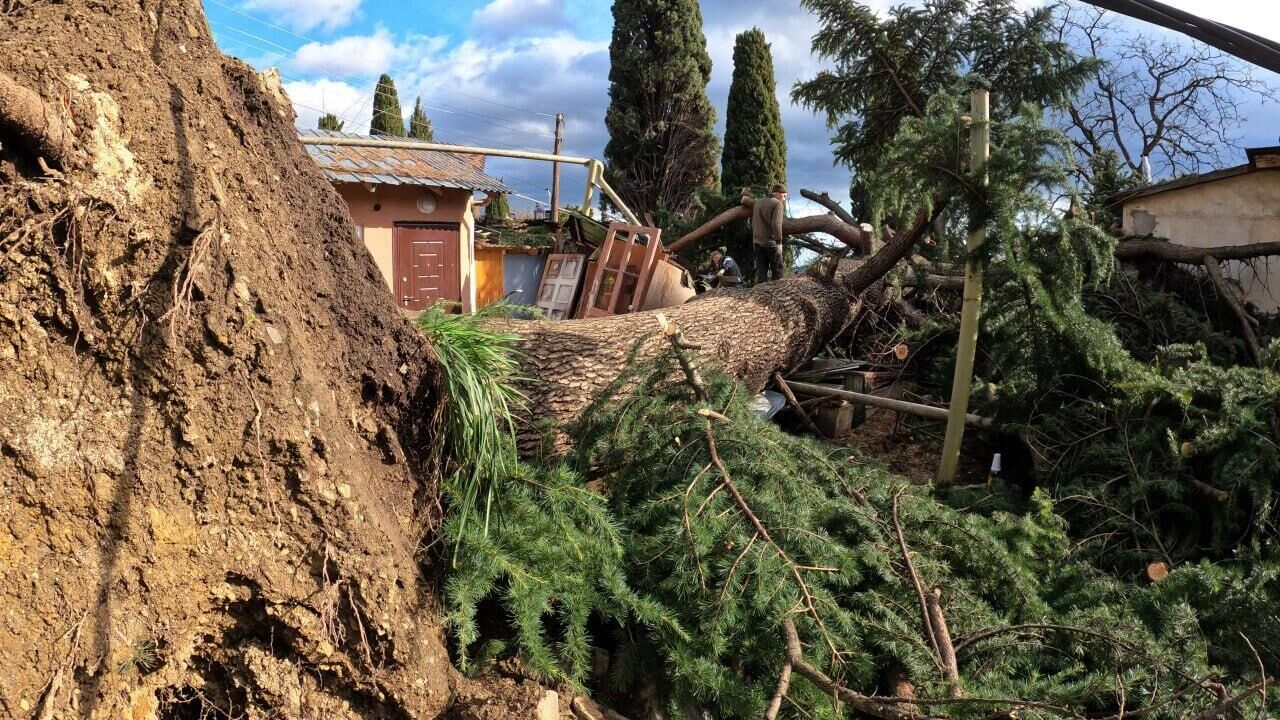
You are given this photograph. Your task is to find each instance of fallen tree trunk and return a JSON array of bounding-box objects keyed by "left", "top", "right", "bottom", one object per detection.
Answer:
[
  {"left": 513, "top": 268, "right": 862, "bottom": 447},
  {"left": 1115, "top": 238, "right": 1280, "bottom": 263},
  {"left": 513, "top": 202, "right": 944, "bottom": 445}
]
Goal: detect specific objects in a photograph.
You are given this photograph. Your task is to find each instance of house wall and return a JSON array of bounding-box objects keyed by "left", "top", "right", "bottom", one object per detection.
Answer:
[
  {"left": 335, "top": 183, "right": 477, "bottom": 311},
  {"left": 1120, "top": 170, "right": 1280, "bottom": 312}
]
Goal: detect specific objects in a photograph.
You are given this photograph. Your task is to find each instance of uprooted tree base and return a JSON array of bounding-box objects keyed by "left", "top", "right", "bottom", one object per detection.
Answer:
[{"left": 0, "top": 2, "right": 503, "bottom": 717}]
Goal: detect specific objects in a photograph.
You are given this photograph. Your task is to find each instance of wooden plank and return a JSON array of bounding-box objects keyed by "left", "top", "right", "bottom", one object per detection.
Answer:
[
  {"left": 629, "top": 226, "right": 663, "bottom": 313},
  {"left": 577, "top": 224, "right": 619, "bottom": 318}
]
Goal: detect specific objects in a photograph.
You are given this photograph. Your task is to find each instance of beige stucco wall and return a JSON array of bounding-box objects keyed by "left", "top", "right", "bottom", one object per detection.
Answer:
[
  {"left": 1120, "top": 170, "right": 1280, "bottom": 312},
  {"left": 335, "top": 182, "right": 476, "bottom": 310}
]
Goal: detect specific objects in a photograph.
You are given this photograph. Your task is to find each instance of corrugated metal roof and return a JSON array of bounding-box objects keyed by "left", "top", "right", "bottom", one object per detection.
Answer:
[{"left": 299, "top": 128, "right": 514, "bottom": 194}]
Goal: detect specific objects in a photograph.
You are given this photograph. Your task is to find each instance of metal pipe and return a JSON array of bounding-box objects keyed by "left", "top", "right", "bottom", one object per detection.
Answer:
[
  {"left": 785, "top": 381, "right": 995, "bottom": 430},
  {"left": 297, "top": 135, "right": 595, "bottom": 166},
  {"left": 301, "top": 135, "right": 643, "bottom": 230},
  {"left": 594, "top": 171, "right": 640, "bottom": 226}
]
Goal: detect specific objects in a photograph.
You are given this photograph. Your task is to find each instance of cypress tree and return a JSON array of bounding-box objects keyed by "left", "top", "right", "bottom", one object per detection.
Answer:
[
  {"left": 721, "top": 29, "right": 786, "bottom": 194},
  {"left": 604, "top": 0, "right": 718, "bottom": 219},
  {"left": 370, "top": 73, "right": 405, "bottom": 137},
  {"left": 317, "top": 112, "right": 344, "bottom": 132},
  {"left": 408, "top": 97, "right": 434, "bottom": 141},
  {"left": 485, "top": 193, "right": 510, "bottom": 224}
]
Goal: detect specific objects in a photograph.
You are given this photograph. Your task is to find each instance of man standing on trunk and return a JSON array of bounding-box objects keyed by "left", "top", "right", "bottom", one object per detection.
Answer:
[{"left": 752, "top": 184, "right": 787, "bottom": 284}]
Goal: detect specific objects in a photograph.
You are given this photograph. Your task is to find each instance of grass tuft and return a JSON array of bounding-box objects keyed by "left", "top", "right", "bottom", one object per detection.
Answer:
[{"left": 416, "top": 300, "right": 528, "bottom": 552}]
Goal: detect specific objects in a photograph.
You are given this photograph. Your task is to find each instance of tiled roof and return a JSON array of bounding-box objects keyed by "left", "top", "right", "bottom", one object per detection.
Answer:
[{"left": 300, "top": 128, "right": 513, "bottom": 194}]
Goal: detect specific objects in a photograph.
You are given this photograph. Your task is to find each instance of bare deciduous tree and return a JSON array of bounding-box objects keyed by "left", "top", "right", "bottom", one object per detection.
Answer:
[{"left": 1056, "top": 4, "right": 1277, "bottom": 181}]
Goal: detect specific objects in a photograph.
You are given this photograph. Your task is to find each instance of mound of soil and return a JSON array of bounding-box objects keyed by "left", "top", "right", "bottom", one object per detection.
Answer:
[{"left": 0, "top": 1, "right": 470, "bottom": 716}]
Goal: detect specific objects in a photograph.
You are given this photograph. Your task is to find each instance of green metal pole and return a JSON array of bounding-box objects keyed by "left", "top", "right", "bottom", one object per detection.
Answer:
[{"left": 937, "top": 88, "right": 990, "bottom": 485}]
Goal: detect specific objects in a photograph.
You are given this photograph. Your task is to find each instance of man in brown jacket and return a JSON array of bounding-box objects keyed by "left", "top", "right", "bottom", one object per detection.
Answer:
[{"left": 751, "top": 184, "right": 787, "bottom": 283}]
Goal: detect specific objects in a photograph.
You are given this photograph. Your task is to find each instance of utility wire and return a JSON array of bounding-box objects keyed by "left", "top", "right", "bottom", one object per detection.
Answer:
[
  {"left": 203, "top": 0, "right": 558, "bottom": 117},
  {"left": 214, "top": 34, "right": 549, "bottom": 152},
  {"left": 211, "top": 22, "right": 556, "bottom": 139}
]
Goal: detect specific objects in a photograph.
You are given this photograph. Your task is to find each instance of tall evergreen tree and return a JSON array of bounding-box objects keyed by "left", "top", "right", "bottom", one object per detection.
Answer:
[
  {"left": 719, "top": 28, "right": 787, "bottom": 278},
  {"left": 370, "top": 73, "right": 406, "bottom": 137},
  {"left": 485, "top": 193, "right": 510, "bottom": 224},
  {"left": 721, "top": 29, "right": 786, "bottom": 194},
  {"left": 408, "top": 97, "right": 434, "bottom": 141},
  {"left": 317, "top": 112, "right": 344, "bottom": 132},
  {"left": 793, "top": 0, "right": 1093, "bottom": 218},
  {"left": 604, "top": 0, "right": 718, "bottom": 219}
]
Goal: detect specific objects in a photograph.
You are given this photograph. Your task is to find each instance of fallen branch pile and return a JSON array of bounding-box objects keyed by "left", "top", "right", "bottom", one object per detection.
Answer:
[{"left": 447, "top": 314, "right": 1273, "bottom": 719}]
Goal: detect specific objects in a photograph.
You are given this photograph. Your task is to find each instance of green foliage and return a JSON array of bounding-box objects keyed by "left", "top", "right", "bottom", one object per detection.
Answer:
[
  {"left": 485, "top": 192, "right": 510, "bottom": 224},
  {"left": 719, "top": 29, "right": 786, "bottom": 278},
  {"left": 1083, "top": 149, "right": 1138, "bottom": 228},
  {"left": 444, "top": 347, "right": 1262, "bottom": 717},
  {"left": 721, "top": 29, "right": 786, "bottom": 194},
  {"left": 444, "top": 461, "right": 681, "bottom": 681},
  {"left": 408, "top": 97, "right": 434, "bottom": 141},
  {"left": 415, "top": 301, "right": 525, "bottom": 542},
  {"left": 317, "top": 112, "right": 344, "bottom": 132},
  {"left": 370, "top": 73, "right": 405, "bottom": 137},
  {"left": 793, "top": 0, "right": 1092, "bottom": 216},
  {"left": 1047, "top": 344, "right": 1280, "bottom": 569},
  {"left": 604, "top": 0, "right": 719, "bottom": 219}
]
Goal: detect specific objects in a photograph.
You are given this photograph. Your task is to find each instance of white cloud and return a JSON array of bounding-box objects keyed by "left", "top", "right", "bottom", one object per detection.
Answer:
[
  {"left": 282, "top": 78, "right": 368, "bottom": 131},
  {"left": 293, "top": 27, "right": 397, "bottom": 78},
  {"left": 239, "top": 0, "right": 361, "bottom": 33},
  {"left": 701, "top": 0, "right": 851, "bottom": 210},
  {"left": 471, "top": 0, "right": 568, "bottom": 39}
]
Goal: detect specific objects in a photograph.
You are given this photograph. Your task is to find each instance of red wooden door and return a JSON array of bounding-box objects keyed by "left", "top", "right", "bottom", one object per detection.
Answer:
[{"left": 393, "top": 223, "right": 461, "bottom": 311}]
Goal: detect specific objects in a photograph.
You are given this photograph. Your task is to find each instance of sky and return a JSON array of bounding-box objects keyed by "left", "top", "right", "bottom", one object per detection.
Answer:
[{"left": 203, "top": 0, "right": 1280, "bottom": 218}]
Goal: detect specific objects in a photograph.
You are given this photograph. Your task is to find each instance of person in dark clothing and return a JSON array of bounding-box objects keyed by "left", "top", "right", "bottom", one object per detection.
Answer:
[
  {"left": 709, "top": 247, "right": 742, "bottom": 287},
  {"left": 751, "top": 184, "right": 787, "bottom": 283}
]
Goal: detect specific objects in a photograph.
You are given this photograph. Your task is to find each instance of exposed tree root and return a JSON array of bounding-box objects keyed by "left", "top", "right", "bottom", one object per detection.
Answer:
[{"left": 0, "top": 71, "right": 74, "bottom": 167}]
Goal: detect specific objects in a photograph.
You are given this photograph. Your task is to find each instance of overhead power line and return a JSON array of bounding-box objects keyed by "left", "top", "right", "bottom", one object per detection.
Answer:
[
  {"left": 212, "top": 32, "right": 553, "bottom": 152},
  {"left": 203, "top": 0, "right": 559, "bottom": 117},
  {"left": 211, "top": 23, "right": 556, "bottom": 139}
]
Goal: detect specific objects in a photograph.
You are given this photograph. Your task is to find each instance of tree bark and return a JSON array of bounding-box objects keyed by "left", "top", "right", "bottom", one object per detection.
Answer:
[
  {"left": 800, "top": 188, "right": 860, "bottom": 226},
  {"left": 1204, "top": 255, "right": 1263, "bottom": 364},
  {"left": 1115, "top": 239, "right": 1280, "bottom": 263},
  {"left": 512, "top": 268, "right": 862, "bottom": 447},
  {"left": 667, "top": 200, "right": 871, "bottom": 254},
  {"left": 512, "top": 202, "right": 943, "bottom": 445}
]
